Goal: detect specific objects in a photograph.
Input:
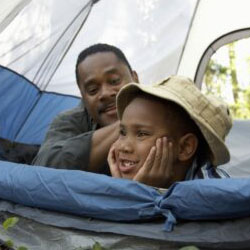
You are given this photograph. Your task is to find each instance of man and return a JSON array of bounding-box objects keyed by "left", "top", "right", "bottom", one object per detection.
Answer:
[{"left": 33, "top": 43, "right": 139, "bottom": 173}]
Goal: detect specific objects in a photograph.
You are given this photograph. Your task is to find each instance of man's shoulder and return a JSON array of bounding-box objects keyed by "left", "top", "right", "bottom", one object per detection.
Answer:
[
  {"left": 56, "top": 105, "right": 86, "bottom": 121},
  {"left": 51, "top": 102, "right": 93, "bottom": 130}
]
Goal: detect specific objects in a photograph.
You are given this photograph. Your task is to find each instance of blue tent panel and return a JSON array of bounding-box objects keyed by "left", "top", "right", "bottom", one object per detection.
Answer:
[
  {"left": 15, "top": 92, "right": 80, "bottom": 144},
  {"left": 0, "top": 66, "right": 80, "bottom": 144},
  {"left": 0, "top": 66, "right": 39, "bottom": 140}
]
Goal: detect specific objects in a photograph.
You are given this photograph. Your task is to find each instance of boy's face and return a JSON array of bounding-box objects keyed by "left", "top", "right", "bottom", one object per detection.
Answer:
[{"left": 116, "top": 96, "right": 178, "bottom": 179}]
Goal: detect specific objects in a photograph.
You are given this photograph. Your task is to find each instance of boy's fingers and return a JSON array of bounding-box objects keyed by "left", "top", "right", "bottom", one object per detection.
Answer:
[
  {"left": 107, "top": 147, "right": 115, "bottom": 164},
  {"left": 134, "top": 146, "right": 156, "bottom": 180},
  {"left": 108, "top": 144, "right": 122, "bottom": 178},
  {"left": 110, "top": 163, "right": 122, "bottom": 178},
  {"left": 143, "top": 145, "right": 156, "bottom": 171},
  {"left": 153, "top": 138, "right": 162, "bottom": 170},
  {"left": 108, "top": 143, "right": 116, "bottom": 161},
  {"left": 160, "top": 137, "right": 168, "bottom": 172},
  {"left": 165, "top": 141, "right": 174, "bottom": 176}
]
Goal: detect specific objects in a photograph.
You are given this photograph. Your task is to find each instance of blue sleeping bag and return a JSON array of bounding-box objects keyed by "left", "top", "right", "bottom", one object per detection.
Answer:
[
  {"left": 0, "top": 161, "right": 162, "bottom": 222},
  {"left": 0, "top": 160, "right": 250, "bottom": 231},
  {"left": 160, "top": 178, "right": 250, "bottom": 230}
]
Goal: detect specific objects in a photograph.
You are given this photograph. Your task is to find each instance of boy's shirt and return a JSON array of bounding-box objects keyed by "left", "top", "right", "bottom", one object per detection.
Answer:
[
  {"left": 185, "top": 158, "right": 230, "bottom": 180},
  {"left": 156, "top": 158, "right": 230, "bottom": 194}
]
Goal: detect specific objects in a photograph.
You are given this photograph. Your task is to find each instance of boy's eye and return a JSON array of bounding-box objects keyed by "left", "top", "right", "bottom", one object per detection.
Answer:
[
  {"left": 119, "top": 128, "right": 126, "bottom": 136},
  {"left": 137, "top": 131, "right": 149, "bottom": 137}
]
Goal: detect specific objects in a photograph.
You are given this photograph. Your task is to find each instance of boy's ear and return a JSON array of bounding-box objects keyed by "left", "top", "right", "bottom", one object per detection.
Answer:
[
  {"left": 178, "top": 133, "right": 198, "bottom": 162},
  {"left": 132, "top": 70, "right": 139, "bottom": 83}
]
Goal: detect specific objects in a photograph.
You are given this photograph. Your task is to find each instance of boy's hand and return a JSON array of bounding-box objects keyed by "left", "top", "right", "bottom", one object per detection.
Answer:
[
  {"left": 107, "top": 141, "right": 122, "bottom": 178},
  {"left": 133, "top": 137, "right": 174, "bottom": 188}
]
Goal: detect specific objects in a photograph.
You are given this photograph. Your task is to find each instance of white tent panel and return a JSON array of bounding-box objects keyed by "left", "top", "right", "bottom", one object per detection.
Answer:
[
  {"left": 0, "top": 0, "right": 92, "bottom": 92},
  {"left": 48, "top": 0, "right": 197, "bottom": 95},
  {"left": 177, "top": 0, "right": 250, "bottom": 82},
  {"left": 0, "top": 0, "right": 197, "bottom": 96},
  {"left": 0, "top": 0, "right": 31, "bottom": 33},
  {"left": 2, "top": 0, "right": 250, "bottom": 95}
]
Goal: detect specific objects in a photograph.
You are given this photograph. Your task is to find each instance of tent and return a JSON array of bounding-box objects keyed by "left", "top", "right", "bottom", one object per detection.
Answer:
[{"left": 1, "top": 0, "right": 250, "bottom": 249}]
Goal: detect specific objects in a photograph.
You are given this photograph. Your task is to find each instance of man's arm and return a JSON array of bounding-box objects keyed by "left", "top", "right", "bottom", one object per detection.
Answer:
[
  {"left": 33, "top": 108, "right": 119, "bottom": 173},
  {"left": 32, "top": 108, "right": 93, "bottom": 170},
  {"left": 88, "top": 121, "right": 119, "bottom": 173}
]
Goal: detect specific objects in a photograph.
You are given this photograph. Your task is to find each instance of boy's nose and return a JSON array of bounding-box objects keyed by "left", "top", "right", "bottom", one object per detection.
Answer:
[{"left": 118, "top": 138, "right": 133, "bottom": 153}]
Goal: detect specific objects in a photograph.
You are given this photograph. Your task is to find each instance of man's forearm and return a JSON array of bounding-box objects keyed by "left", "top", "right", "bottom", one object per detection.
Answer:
[{"left": 88, "top": 121, "right": 119, "bottom": 173}]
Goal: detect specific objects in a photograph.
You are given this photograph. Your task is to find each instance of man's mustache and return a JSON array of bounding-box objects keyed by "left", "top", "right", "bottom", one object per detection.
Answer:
[{"left": 98, "top": 101, "right": 116, "bottom": 114}]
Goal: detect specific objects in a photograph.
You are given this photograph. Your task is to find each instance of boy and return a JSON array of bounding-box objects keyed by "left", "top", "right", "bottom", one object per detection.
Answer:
[{"left": 108, "top": 76, "right": 232, "bottom": 188}]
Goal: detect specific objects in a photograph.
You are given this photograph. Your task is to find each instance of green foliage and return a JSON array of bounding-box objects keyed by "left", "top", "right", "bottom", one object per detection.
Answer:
[
  {"left": 74, "top": 241, "right": 109, "bottom": 250},
  {"left": 203, "top": 59, "right": 228, "bottom": 96},
  {"left": 3, "top": 217, "right": 19, "bottom": 231},
  {"left": 203, "top": 41, "right": 250, "bottom": 119},
  {"left": 92, "top": 242, "right": 107, "bottom": 250},
  {"left": 179, "top": 246, "right": 200, "bottom": 250},
  {"left": 17, "top": 247, "right": 28, "bottom": 250},
  {"left": 4, "top": 239, "right": 14, "bottom": 248},
  {"left": 1, "top": 217, "right": 28, "bottom": 250}
]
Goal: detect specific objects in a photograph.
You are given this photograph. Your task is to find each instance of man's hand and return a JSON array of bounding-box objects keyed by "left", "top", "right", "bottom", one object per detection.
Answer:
[
  {"left": 89, "top": 121, "right": 120, "bottom": 173},
  {"left": 107, "top": 141, "right": 122, "bottom": 178},
  {"left": 133, "top": 137, "right": 174, "bottom": 188}
]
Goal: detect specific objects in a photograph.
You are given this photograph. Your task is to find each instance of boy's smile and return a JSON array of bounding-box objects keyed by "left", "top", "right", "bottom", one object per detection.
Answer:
[{"left": 118, "top": 158, "right": 139, "bottom": 174}]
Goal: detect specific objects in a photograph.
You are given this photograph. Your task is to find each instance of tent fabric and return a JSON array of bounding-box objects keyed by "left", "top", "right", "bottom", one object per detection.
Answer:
[
  {"left": 0, "top": 66, "right": 39, "bottom": 141},
  {"left": 2, "top": 0, "right": 250, "bottom": 147},
  {"left": 0, "top": 0, "right": 31, "bottom": 33},
  {"left": 48, "top": 0, "right": 198, "bottom": 93},
  {"left": 0, "top": 0, "right": 198, "bottom": 96},
  {"left": 1, "top": 160, "right": 250, "bottom": 232},
  {"left": 222, "top": 120, "right": 250, "bottom": 177},
  {"left": 0, "top": 66, "right": 80, "bottom": 144},
  {"left": 1, "top": 204, "right": 250, "bottom": 250},
  {"left": 178, "top": 0, "right": 250, "bottom": 82},
  {"left": 3, "top": 0, "right": 250, "bottom": 94},
  {"left": 1, "top": 0, "right": 250, "bottom": 148},
  {"left": 0, "top": 0, "right": 93, "bottom": 94}
]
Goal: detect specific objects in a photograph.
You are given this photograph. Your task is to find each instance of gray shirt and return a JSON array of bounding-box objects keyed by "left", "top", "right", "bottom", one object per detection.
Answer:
[{"left": 32, "top": 103, "right": 109, "bottom": 172}]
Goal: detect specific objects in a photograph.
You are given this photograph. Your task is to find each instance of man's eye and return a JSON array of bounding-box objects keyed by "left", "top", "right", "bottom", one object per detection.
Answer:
[
  {"left": 110, "top": 78, "right": 121, "bottom": 85},
  {"left": 86, "top": 87, "right": 98, "bottom": 95}
]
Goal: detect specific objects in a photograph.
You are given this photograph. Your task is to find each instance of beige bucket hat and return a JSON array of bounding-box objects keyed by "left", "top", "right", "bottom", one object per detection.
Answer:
[{"left": 116, "top": 75, "right": 232, "bottom": 166}]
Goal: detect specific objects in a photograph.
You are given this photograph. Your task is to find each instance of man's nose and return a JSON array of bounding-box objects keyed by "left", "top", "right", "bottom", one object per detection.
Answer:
[{"left": 99, "top": 84, "right": 116, "bottom": 101}]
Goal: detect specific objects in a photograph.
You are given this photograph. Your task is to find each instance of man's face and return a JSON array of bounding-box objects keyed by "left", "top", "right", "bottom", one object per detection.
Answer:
[
  {"left": 77, "top": 52, "right": 137, "bottom": 127},
  {"left": 116, "top": 96, "right": 178, "bottom": 180}
]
